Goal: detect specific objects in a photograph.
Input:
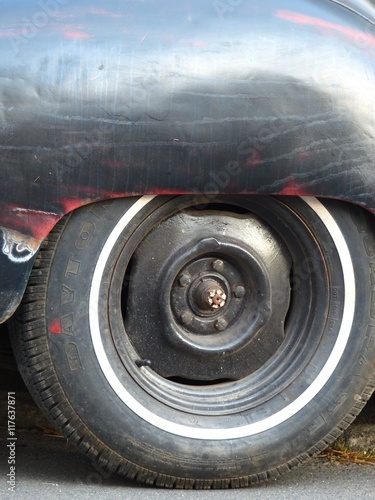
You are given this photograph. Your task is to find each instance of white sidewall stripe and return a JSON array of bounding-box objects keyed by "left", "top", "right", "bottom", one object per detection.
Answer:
[{"left": 89, "top": 196, "right": 356, "bottom": 440}]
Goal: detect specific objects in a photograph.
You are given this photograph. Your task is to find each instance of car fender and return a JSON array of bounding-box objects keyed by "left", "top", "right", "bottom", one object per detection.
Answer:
[{"left": 1, "top": 0, "right": 375, "bottom": 321}]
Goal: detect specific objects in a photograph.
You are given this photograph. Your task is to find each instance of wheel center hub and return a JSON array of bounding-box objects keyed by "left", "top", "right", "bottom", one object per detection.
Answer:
[
  {"left": 170, "top": 255, "right": 244, "bottom": 336},
  {"left": 123, "top": 206, "right": 292, "bottom": 381},
  {"left": 192, "top": 279, "right": 227, "bottom": 312}
]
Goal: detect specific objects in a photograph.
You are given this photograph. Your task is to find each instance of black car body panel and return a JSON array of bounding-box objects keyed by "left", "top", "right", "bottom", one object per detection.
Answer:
[{"left": 1, "top": 0, "right": 375, "bottom": 321}]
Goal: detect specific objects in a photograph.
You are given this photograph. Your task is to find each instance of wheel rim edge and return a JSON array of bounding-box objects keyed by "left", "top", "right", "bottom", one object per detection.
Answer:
[{"left": 89, "top": 196, "right": 356, "bottom": 440}]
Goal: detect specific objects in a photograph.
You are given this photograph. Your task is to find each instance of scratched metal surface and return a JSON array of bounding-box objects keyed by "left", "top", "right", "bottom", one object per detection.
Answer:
[{"left": 0, "top": 0, "right": 375, "bottom": 320}]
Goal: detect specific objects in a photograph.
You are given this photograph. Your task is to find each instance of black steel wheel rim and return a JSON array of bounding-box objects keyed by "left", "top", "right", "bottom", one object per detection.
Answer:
[{"left": 105, "top": 196, "right": 340, "bottom": 416}]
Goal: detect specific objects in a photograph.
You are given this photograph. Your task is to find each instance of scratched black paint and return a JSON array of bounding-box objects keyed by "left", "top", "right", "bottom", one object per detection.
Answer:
[{"left": 0, "top": 0, "right": 375, "bottom": 321}]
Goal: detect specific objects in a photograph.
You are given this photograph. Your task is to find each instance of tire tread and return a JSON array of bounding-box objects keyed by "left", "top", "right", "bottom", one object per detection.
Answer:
[{"left": 9, "top": 204, "right": 375, "bottom": 489}]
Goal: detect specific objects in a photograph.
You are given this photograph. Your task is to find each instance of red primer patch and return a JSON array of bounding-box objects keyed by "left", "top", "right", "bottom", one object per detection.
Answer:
[
  {"left": 50, "top": 319, "right": 62, "bottom": 334},
  {"left": 63, "top": 31, "right": 91, "bottom": 40},
  {"left": 280, "top": 180, "right": 309, "bottom": 196},
  {"left": 276, "top": 10, "right": 375, "bottom": 49},
  {"left": 245, "top": 150, "right": 262, "bottom": 167}
]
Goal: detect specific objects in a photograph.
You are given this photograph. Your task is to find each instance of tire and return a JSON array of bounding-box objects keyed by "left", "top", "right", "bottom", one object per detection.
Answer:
[{"left": 10, "top": 195, "right": 375, "bottom": 489}]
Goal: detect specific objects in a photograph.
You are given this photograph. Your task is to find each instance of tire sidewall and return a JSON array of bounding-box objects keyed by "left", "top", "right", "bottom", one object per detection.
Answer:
[{"left": 45, "top": 196, "right": 375, "bottom": 478}]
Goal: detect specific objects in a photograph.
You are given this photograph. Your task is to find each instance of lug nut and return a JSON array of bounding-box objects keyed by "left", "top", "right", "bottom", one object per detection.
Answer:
[
  {"left": 207, "top": 289, "right": 227, "bottom": 309},
  {"left": 180, "top": 311, "right": 193, "bottom": 325},
  {"left": 214, "top": 317, "right": 228, "bottom": 331},
  {"left": 212, "top": 259, "right": 224, "bottom": 272},
  {"left": 233, "top": 285, "right": 246, "bottom": 298},
  {"left": 178, "top": 273, "right": 191, "bottom": 287}
]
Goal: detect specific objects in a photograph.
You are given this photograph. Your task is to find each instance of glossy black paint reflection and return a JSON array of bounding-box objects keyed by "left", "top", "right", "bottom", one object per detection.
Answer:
[{"left": 0, "top": 0, "right": 375, "bottom": 321}]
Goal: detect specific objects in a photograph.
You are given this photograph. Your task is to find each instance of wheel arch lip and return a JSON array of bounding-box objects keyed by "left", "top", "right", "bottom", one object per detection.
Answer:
[{"left": 1, "top": 0, "right": 375, "bottom": 321}]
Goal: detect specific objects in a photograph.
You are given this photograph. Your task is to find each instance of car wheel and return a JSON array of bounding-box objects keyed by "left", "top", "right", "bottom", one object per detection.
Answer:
[{"left": 10, "top": 195, "right": 375, "bottom": 488}]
